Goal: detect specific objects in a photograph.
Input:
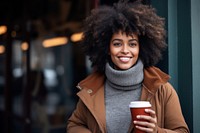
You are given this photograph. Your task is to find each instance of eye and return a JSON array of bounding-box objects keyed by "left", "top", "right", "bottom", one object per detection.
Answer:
[
  {"left": 113, "top": 42, "right": 122, "bottom": 47},
  {"left": 129, "top": 43, "right": 137, "bottom": 47}
]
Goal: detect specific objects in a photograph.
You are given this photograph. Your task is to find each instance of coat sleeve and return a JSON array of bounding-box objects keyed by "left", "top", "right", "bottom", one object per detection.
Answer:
[
  {"left": 67, "top": 99, "right": 92, "bottom": 133},
  {"left": 157, "top": 83, "right": 190, "bottom": 133}
]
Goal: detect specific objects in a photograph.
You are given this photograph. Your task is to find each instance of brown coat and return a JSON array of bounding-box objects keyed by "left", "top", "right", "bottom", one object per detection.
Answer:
[{"left": 67, "top": 66, "right": 190, "bottom": 133}]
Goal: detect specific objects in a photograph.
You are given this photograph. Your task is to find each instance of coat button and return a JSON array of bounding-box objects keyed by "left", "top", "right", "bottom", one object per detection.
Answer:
[{"left": 87, "top": 89, "right": 93, "bottom": 94}]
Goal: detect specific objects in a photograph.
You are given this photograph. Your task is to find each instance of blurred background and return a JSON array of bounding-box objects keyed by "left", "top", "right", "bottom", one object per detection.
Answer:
[{"left": 0, "top": 0, "right": 199, "bottom": 133}]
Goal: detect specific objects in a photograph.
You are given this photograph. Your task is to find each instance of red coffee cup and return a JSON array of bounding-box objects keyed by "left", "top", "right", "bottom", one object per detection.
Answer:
[{"left": 129, "top": 101, "right": 152, "bottom": 133}]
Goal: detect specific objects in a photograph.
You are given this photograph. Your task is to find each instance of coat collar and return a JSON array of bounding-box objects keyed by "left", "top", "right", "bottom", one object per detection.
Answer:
[
  {"left": 143, "top": 66, "right": 170, "bottom": 93},
  {"left": 77, "top": 66, "right": 170, "bottom": 96},
  {"left": 77, "top": 72, "right": 105, "bottom": 96}
]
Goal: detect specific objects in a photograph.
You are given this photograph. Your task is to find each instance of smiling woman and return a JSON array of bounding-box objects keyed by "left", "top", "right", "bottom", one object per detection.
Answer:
[
  {"left": 67, "top": 0, "right": 189, "bottom": 133},
  {"left": 80, "top": 1, "right": 167, "bottom": 73},
  {"left": 109, "top": 31, "right": 139, "bottom": 70}
]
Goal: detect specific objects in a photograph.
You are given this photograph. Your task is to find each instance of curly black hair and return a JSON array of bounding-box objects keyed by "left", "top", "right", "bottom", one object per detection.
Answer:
[{"left": 81, "top": 0, "right": 167, "bottom": 73}]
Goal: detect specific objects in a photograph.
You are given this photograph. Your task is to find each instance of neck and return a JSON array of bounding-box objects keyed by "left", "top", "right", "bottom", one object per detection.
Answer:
[{"left": 105, "top": 59, "right": 144, "bottom": 90}]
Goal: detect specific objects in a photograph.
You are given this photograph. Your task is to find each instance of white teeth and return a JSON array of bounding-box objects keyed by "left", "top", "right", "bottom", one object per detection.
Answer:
[{"left": 119, "top": 57, "right": 130, "bottom": 62}]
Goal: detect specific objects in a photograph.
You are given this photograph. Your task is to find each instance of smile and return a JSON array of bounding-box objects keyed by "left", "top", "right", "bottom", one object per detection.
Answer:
[{"left": 119, "top": 57, "right": 132, "bottom": 62}]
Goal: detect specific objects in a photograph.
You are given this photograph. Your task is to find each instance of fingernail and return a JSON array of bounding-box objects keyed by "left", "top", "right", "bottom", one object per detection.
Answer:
[{"left": 136, "top": 115, "right": 140, "bottom": 118}]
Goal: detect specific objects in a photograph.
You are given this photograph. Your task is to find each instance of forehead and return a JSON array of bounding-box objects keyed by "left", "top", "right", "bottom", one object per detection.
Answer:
[{"left": 112, "top": 30, "right": 138, "bottom": 39}]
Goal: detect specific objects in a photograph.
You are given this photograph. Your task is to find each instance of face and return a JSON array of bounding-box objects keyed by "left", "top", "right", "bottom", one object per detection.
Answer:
[{"left": 109, "top": 31, "right": 139, "bottom": 70}]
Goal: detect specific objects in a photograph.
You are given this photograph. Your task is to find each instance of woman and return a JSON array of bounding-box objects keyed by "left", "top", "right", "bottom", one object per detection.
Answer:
[{"left": 67, "top": 1, "right": 189, "bottom": 133}]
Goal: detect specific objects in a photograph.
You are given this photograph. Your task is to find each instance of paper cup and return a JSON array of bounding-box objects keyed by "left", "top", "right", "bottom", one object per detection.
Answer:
[{"left": 129, "top": 101, "right": 151, "bottom": 133}]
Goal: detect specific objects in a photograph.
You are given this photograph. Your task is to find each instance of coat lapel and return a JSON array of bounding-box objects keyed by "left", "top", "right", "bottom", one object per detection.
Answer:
[{"left": 77, "top": 72, "right": 106, "bottom": 132}]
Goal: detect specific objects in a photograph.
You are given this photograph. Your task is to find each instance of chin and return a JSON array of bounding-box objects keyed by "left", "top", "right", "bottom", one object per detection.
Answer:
[{"left": 118, "top": 66, "right": 132, "bottom": 70}]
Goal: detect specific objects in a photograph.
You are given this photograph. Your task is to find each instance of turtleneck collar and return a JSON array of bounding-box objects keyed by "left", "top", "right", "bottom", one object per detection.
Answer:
[{"left": 105, "top": 59, "right": 144, "bottom": 90}]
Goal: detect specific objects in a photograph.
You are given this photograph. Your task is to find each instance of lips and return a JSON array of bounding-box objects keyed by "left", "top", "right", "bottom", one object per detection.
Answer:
[{"left": 119, "top": 57, "right": 132, "bottom": 62}]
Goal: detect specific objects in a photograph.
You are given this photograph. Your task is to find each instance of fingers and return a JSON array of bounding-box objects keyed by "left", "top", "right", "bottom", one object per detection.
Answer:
[
  {"left": 135, "top": 109, "right": 157, "bottom": 123},
  {"left": 133, "top": 109, "right": 158, "bottom": 133},
  {"left": 134, "top": 118, "right": 155, "bottom": 128},
  {"left": 145, "top": 109, "right": 156, "bottom": 118},
  {"left": 135, "top": 125, "right": 154, "bottom": 132}
]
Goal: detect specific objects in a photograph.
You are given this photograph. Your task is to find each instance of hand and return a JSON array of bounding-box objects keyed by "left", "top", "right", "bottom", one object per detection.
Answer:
[{"left": 133, "top": 109, "right": 158, "bottom": 133}]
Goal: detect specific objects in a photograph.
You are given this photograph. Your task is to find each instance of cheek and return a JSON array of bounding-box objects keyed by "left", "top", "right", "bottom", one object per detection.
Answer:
[
  {"left": 136, "top": 50, "right": 140, "bottom": 56},
  {"left": 134, "top": 47, "right": 140, "bottom": 55},
  {"left": 109, "top": 48, "right": 118, "bottom": 56},
  {"left": 110, "top": 53, "right": 116, "bottom": 61}
]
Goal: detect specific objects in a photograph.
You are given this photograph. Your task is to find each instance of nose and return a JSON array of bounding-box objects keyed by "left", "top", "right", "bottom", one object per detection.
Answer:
[{"left": 121, "top": 44, "right": 129, "bottom": 54}]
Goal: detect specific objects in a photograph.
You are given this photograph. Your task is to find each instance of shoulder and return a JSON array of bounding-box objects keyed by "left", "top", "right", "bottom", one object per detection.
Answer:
[
  {"left": 77, "top": 72, "right": 105, "bottom": 95},
  {"left": 159, "top": 82, "right": 179, "bottom": 102},
  {"left": 144, "top": 66, "right": 170, "bottom": 82},
  {"left": 143, "top": 66, "right": 170, "bottom": 92}
]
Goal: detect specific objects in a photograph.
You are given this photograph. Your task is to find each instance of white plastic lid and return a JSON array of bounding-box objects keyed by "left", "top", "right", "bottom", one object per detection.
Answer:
[{"left": 129, "top": 101, "right": 151, "bottom": 108}]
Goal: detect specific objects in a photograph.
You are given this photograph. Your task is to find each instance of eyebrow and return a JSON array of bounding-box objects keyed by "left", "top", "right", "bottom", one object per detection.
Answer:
[{"left": 111, "top": 38, "right": 139, "bottom": 43}]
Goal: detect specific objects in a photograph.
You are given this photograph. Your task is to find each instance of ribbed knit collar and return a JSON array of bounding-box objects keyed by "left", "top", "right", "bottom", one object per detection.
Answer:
[{"left": 105, "top": 59, "right": 144, "bottom": 90}]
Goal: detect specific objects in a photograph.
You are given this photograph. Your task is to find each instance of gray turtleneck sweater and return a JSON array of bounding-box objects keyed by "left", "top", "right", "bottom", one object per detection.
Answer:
[{"left": 105, "top": 60, "right": 144, "bottom": 133}]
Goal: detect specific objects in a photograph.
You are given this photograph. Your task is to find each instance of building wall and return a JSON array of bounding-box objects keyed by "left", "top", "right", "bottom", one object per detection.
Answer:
[
  {"left": 191, "top": 0, "right": 200, "bottom": 132},
  {"left": 152, "top": 0, "right": 200, "bottom": 132}
]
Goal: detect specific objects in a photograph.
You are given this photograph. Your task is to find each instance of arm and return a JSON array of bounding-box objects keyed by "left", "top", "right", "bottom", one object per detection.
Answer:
[
  {"left": 157, "top": 83, "right": 190, "bottom": 133},
  {"left": 134, "top": 83, "right": 190, "bottom": 133},
  {"left": 67, "top": 99, "right": 92, "bottom": 133}
]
